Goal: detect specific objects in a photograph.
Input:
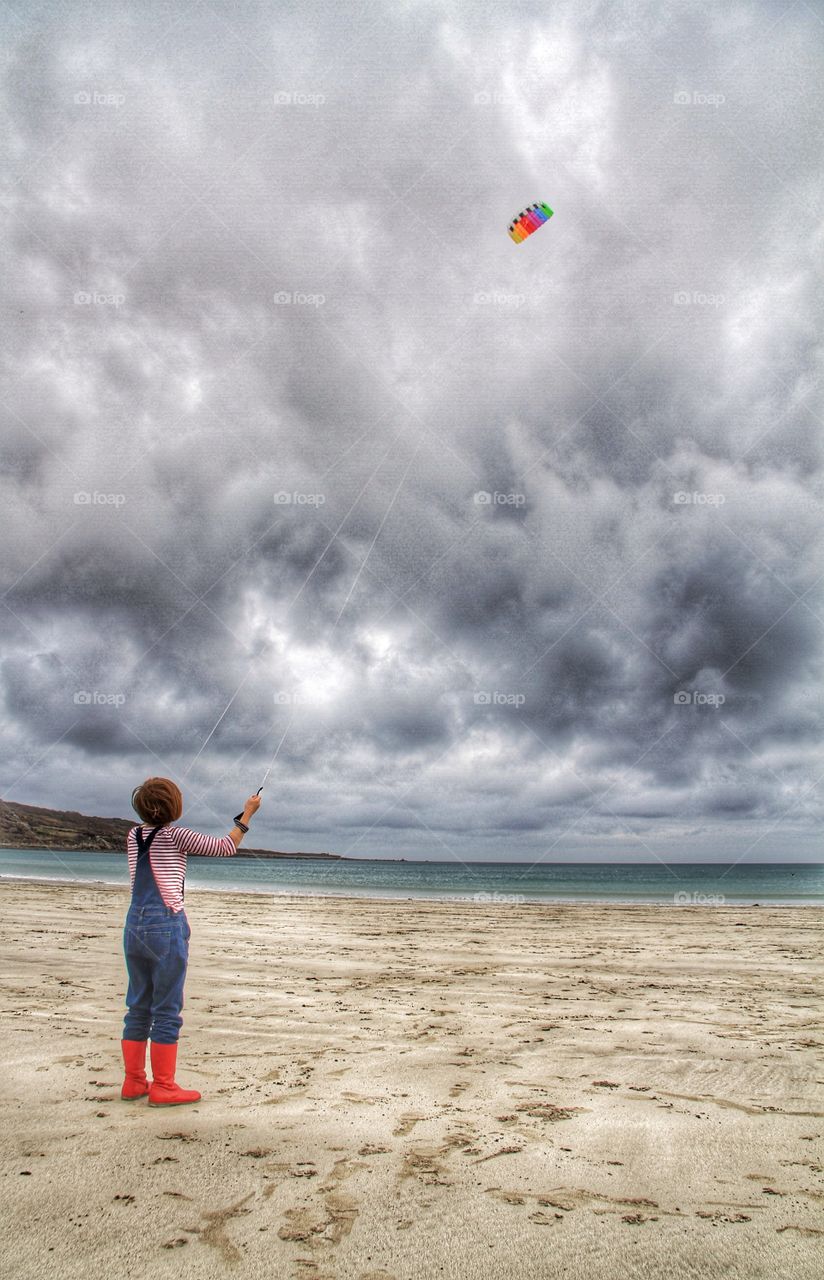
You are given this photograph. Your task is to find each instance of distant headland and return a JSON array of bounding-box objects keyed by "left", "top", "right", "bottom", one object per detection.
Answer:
[{"left": 0, "top": 798, "right": 342, "bottom": 860}]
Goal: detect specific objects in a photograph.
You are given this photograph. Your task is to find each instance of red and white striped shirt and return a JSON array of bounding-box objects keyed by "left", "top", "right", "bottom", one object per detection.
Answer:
[{"left": 126, "top": 824, "right": 236, "bottom": 913}]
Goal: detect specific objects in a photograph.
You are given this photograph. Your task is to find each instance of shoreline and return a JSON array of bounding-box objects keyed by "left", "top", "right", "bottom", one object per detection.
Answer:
[
  {"left": 2, "top": 843, "right": 821, "bottom": 867},
  {"left": 1, "top": 870, "right": 822, "bottom": 907}
]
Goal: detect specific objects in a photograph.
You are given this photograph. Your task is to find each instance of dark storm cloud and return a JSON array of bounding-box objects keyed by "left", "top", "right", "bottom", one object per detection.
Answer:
[{"left": 1, "top": 0, "right": 822, "bottom": 861}]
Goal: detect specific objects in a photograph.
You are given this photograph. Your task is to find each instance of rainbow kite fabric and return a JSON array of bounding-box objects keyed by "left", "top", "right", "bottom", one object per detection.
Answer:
[{"left": 508, "top": 202, "right": 554, "bottom": 243}]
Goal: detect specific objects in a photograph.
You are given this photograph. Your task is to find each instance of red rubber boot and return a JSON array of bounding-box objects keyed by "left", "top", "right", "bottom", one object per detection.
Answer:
[
  {"left": 148, "top": 1041, "right": 201, "bottom": 1106},
  {"left": 120, "top": 1039, "right": 150, "bottom": 1099}
]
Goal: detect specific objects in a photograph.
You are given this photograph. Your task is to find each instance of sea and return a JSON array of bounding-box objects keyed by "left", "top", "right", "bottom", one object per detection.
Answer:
[{"left": 0, "top": 848, "right": 821, "bottom": 905}]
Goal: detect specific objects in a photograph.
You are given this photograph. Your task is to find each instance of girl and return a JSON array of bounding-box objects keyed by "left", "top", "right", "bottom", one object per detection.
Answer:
[{"left": 121, "top": 776, "right": 261, "bottom": 1106}]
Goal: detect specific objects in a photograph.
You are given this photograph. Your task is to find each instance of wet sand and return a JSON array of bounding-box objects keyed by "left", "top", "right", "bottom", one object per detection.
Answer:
[{"left": 0, "top": 879, "right": 822, "bottom": 1279}]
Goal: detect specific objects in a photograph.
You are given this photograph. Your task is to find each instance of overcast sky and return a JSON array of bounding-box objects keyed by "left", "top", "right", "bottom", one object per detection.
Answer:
[{"left": 2, "top": 0, "right": 822, "bottom": 863}]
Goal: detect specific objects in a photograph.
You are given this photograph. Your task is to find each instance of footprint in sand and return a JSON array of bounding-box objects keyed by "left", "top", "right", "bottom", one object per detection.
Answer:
[
  {"left": 182, "top": 1192, "right": 255, "bottom": 1263},
  {"left": 695, "top": 1210, "right": 751, "bottom": 1223},
  {"left": 393, "top": 1114, "right": 426, "bottom": 1136},
  {"left": 278, "top": 1157, "right": 365, "bottom": 1251},
  {"left": 398, "top": 1132, "right": 474, "bottom": 1187},
  {"left": 321, "top": 1191, "right": 360, "bottom": 1245},
  {"left": 259, "top": 1162, "right": 317, "bottom": 1201},
  {"left": 486, "top": 1186, "right": 670, "bottom": 1219},
  {"left": 278, "top": 1206, "right": 327, "bottom": 1242},
  {"left": 515, "top": 1101, "right": 578, "bottom": 1122},
  {"left": 319, "top": 1157, "right": 366, "bottom": 1192}
]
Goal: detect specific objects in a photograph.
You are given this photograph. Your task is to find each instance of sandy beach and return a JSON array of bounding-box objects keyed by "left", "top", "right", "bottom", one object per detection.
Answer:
[{"left": 0, "top": 879, "right": 822, "bottom": 1279}]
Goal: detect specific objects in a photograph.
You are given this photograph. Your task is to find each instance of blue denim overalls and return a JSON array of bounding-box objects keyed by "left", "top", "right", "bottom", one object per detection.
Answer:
[{"left": 123, "top": 825, "right": 191, "bottom": 1044}]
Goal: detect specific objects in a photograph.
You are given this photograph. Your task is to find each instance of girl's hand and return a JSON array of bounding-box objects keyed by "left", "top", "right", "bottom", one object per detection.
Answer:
[{"left": 244, "top": 794, "right": 262, "bottom": 816}]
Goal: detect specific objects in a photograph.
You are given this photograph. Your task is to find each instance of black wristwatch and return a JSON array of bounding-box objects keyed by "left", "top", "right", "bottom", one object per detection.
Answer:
[{"left": 233, "top": 813, "right": 249, "bottom": 833}]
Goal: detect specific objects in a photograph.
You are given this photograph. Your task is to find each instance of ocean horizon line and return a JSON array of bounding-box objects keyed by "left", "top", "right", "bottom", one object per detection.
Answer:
[{"left": 1, "top": 846, "right": 821, "bottom": 868}]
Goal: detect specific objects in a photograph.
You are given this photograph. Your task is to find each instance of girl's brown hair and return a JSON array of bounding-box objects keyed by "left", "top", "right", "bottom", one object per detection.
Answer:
[{"left": 131, "top": 777, "right": 183, "bottom": 825}]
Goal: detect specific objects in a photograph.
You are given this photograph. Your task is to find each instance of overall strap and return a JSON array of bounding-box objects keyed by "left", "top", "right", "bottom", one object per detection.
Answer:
[
  {"left": 130, "top": 825, "right": 168, "bottom": 909},
  {"left": 135, "top": 825, "right": 163, "bottom": 856}
]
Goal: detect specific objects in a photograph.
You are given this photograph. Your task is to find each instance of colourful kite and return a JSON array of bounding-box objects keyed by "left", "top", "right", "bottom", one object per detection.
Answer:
[{"left": 508, "top": 202, "right": 553, "bottom": 243}]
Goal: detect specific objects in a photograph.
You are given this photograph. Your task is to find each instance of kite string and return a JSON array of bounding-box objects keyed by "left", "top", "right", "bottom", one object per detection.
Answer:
[
  {"left": 333, "top": 436, "right": 424, "bottom": 626},
  {"left": 256, "top": 711, "right": 294, "bottom": 793},
  {"left": 183, "top": 666, "right": 255, "bottom": 778}
]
